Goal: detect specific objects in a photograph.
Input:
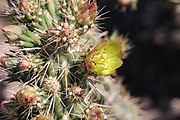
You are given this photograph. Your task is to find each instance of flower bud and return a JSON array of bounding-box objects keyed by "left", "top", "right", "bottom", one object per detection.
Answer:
[
  {"left": 16, "top": 86, "right": 37, "bottom": 106},
  {"left": 19, "top": 56, "right": 32, "bottom": 71},
  {"left": 85, "top": 40, "right": 123, "bottom": 76},
  {"left": 76, "top": 2, "right": 97, "bottom": 25},
  {"left": 87, "top": 107, "right": 104, "bottom": 120},
  {"left": 31, "top": 115, "right": 49, "bottom": 120},
  {"left": 60, "top": 28, "right": 69, "bottom": 37},
  {"left": 2, "top": 25, "right": 23, "bottom": 40}
]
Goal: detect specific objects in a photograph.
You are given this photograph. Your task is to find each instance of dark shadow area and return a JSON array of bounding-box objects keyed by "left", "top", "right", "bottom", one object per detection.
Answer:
[
  {"left": 173, "top": 116, "right": 180, "bottom": 120},
  {"left": 0, "top": 67, "right": 8, "bottom": 102},
  {"left": 97, "top": 0, "right": 180, "bottom": 119},
  {"left": 0, "top": 83, "right": 6, "bottom": 102}
]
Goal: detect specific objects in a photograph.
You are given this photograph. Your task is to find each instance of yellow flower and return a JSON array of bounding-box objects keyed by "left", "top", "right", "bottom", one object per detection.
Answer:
[{"left": 85, "top": 40, "right": 123, "bottom": 75}]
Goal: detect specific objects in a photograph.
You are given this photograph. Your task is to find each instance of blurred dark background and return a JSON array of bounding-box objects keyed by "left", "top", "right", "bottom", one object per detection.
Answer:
[{"left": 97, "top": 0, "right": 180, "bottom": 119}]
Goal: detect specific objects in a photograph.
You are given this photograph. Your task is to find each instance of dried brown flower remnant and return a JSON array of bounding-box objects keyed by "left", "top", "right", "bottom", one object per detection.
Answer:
[
  {"left": 16, "top": 86, "right": 37, "bottom": 106},
  {"left": 87, "top": 107, "right": 104, "bottom": 120},
  {"left": 76, "top": 1, "right": 97, "bottom": 25}
]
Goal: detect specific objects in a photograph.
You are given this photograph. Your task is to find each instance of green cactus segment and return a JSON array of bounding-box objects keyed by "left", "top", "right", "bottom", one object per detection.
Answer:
[
  {"left": 19, "top": 41, "right": 36, "bottom": 47},
  {"left": 54, "top": 97, "right": 63, "bottom": 120},
  {"left": 85, "top": 40, "right": 123, "bottom": 76},
  {"left": 22, "top": 31, "right": 42, "bottom": 46},
  {"left": 2, "top": 25, "right": 42, "bottom": 47},
  {"left": 39, "top": 15, "right": 48, "bottom": 29},
  {"left": 44, "top": 10, "right": 53, "bottom": 28},
  {"left": 32, "top": 22, "right": 45, "bottom": 30},
  {"left": 2, "top": 0, "right": 98, "bottom": 48},
  {"left": 47, "top": 0, "right": 57, "bottom": 19},
  {"left": 20, "top": 34, "right": 32, "bottom": 42}
]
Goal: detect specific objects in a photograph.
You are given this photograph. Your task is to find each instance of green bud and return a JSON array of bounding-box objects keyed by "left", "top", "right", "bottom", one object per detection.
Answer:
[
  {"left": 20, "top": 34, "right": 32, "bottom": 42},
  {"left": 47, "top": 0, "right": 56, "bottom": 19},
  {"left": 19, "top": 55, "right": 32, "bottom": 71},
  {"left": 39, "top": 15, "right": 48, "bottom": 29},
  {"left": 44, "top": 10, "right": 53, "bottom": 28},
  {"left": 19, "top": 41, "right": 35, "bottom": 47},
  {"left": 32, "top": 22, "right": 45, "bottom": 30},
  {"left": 24, "top": 31, "right": 42, "bottom": 46}
]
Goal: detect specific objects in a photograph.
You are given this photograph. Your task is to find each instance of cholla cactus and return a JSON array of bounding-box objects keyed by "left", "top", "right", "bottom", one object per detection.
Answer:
[{"left": 0, "top": 0, "right": 141, "bottom": 120}]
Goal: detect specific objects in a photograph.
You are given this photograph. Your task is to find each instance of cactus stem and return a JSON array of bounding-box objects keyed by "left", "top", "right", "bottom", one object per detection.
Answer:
[
  {"left": 44, "top": 10, "right": 53, "bottom": 28},
  {"left": 32, "top": 22, "right": 45, "bottom": 30},
  {"left": 19, "top": 41, "right": 35, "bottom": 47},
  {"left": 58, "top": 96, "right": 66, "bottom": 108},
  {"left": 47, "top": 0, "right": 56, "bottom": 18},
  {"left": 0, "top": 0, "right": 141, "bottom": 119}
]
